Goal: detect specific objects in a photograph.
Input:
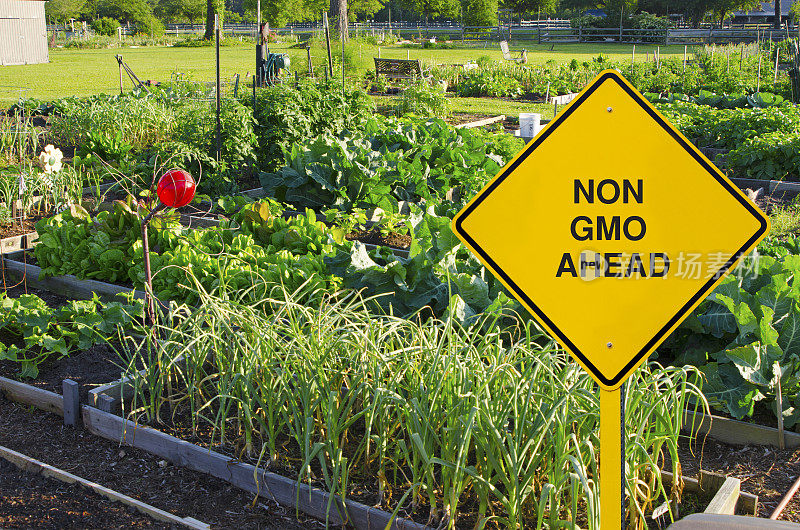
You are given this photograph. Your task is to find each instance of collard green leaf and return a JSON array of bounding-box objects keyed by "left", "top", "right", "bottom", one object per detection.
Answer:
[{"left": 700, "top": 362, "right": 763, "bottom": 419}]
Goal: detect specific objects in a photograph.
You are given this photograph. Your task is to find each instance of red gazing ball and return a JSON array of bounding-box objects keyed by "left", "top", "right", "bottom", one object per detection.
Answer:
[{"left": 157, "top": 169, "right": 196, "bottom": 208}]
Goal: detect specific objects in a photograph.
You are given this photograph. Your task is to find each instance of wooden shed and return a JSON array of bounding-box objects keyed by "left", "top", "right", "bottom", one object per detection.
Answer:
[{"left": 0, "top": 0, "right": 48, "bottom": 66}]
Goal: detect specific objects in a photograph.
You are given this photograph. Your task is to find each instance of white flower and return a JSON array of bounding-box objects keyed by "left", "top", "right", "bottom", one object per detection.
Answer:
[{"left": 39, "top": 145, "right": 63, "bottom": 174}]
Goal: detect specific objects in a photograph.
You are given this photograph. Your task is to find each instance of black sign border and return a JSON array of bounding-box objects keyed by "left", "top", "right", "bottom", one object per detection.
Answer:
[{"left": 453, "top": 70, "right": 769, "bottom": 387}]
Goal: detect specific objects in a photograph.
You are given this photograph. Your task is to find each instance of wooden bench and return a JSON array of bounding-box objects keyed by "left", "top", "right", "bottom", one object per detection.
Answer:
[
  {"left": 500, "top": 40, "right": 527, "bottom": 63},
  {"left": 374, "top": 57, "right": 427, "bottom": 80}
]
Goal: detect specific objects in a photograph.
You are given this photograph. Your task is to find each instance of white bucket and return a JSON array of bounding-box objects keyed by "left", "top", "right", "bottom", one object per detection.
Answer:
[{"left": 519, "top": 113, "right": 541, "bottom": 137}]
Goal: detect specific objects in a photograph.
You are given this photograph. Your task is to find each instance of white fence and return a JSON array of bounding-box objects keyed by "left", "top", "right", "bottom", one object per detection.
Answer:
[{"left": 45, "top": 21, "right": 800, "bottom": 44}]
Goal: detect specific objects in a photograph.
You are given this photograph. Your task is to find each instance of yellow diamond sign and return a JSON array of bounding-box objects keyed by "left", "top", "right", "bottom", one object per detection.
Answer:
[{"left": 452, "top": 69, "right": 770, "bottom": 390}]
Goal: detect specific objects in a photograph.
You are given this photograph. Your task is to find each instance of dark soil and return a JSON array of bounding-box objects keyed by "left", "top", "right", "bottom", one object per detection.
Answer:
[
  {"left": 0, "top": 217, "right": 38, "bottom": 240},
  {"left": 0, "top": 457, "right": 165, "bottom": 529},
  {"left": 347, "top": 228, "right": 412, "bottom": 250},
  {"left": 678, "top": 435, "right": 800, "bottom": 521},
  {"left": 0, "top": 398, "right": 322, "bottom": 529},
  {"left": 751, "top": 187, "right": 797, "bottom": 215},
  {"left": 0, "top": 283, "right": 71, "bottom": 308},
  {"left": 0, "top": 341, "right": 135, "bottom": 402}
]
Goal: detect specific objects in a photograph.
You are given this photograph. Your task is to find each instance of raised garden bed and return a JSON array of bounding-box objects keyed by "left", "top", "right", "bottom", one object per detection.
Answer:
[
  {"left": 0, "top": 444, "right": 207, "bottom": 529},
  {"left": 0, "top": 397, "right": 322, "bottom": 529},
  {"left": 0, "top": 377, "right": 429, "bottom": 530},
  {"left": 0, "top": 369, "right": 747, "bottom": 529}
]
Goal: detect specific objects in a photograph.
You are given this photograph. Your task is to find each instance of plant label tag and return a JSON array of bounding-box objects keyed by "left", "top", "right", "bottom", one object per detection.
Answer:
[{"left": 452, "top": 69, "right": 769, "bottom": 390}]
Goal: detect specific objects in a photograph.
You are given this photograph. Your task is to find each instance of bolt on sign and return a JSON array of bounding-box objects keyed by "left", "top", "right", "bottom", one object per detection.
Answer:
[
  {"left": 451, "top": 69, "right": 769, "bottom": 528},
  {"left": 452, "top": 69, "right": 768, "bottom": 390}
]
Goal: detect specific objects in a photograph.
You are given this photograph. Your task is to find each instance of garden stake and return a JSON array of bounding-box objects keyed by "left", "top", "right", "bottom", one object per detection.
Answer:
[
  {"left": 757, "top": 52, "right": 762, "bottom": 92},
  {"left": 141, "top": 170, "right": 196, "bottom": 326},
  {"left": 683, "top": 45, "right": 687, "bottom": 75},
  {"left": 323, "top": 12, "right": 333, "bottom": 77},
  {"left": 141, "top": 202, "right": 165, "bottom": 326},
  {"left": 776, "top": 362, "right": 785, "bottom": 449},
  {"left": 215, "top": 15, "right": 221, "bottom": 163},
  {"left": 740, "top": 43, "right": 745, "bottom": 72},
  {"left": 631, "top": 45, "right": 635, "bottom": 73},
  {"left": 342, "top": 38, "right": 346, "bottom": 98},
  {"left": 774, "top": 46, "right": 780, "bottom": 85}
]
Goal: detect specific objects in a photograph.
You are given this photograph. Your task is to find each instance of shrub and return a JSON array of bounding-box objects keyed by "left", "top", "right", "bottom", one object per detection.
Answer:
[
  {"left": 135, "top": 16, "right": 165, "bottom": 37},
  {"left": 244, "top": 78, "right": 373, "bottom": 172},
  {"left": 91, "top": 17, "right": 121, "bottom": 37},
  {"left": 397, "top": 81, "right": 450, "bottom": 117}
]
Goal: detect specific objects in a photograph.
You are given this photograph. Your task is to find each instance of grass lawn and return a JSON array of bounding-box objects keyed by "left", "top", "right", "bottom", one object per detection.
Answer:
[{"left": 0, "top": 40, "right": 690, "bottom": 113}]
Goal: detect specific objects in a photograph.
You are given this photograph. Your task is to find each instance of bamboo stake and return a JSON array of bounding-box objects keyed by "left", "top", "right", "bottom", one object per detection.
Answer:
[
  {"left": 757, "top": 51, "right": 762, "bottom": 92},
  {"left": 774, "top": 45, "right": 780, "bottom": 84}
]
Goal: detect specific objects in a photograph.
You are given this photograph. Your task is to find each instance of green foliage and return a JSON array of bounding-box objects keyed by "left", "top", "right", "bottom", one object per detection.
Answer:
[
  {"left": 33, "top": 199, "right": 342, "bottom": 308},
  {"left": 74, "top": 129, "right": 133, "bottom": 167},
  {"left": 46, "top": 0, "right": 86, "bottom": 23},
  {"left": 260, "top": 117, "right": 521, "bottom": 215},
  {"left": 0, "top": 292, "right": 141, "bottom": 378},
  {"left": 396, "top": 80, "right": 450, "bottom": 117},
  {"left": 50, "top": 93, "right": 176, "bottom": 151},
  {"left": 97, "top": 0, "right": 153, "bottom": 25},
  {"left": 244, "top": 78, "right": 374, "bottom": 172},
  {"left": 34, "top": 201, "right": 164, "bottom": 285},
  {"left": 655, "top": 101, "right": 800, "bottom": 181},
  {"left": 90, "top": 17, "right": 121, "bottom": 36},
  {"left": 155, "top": 0, "right": 206, "bottom": 24},
  {"left": 726, "top": 131, "right": 800, "bottom": 181},
  {"left": 462, "top": 0, "right": 499, "bottom": 26},
  {"left": 456, "top": 70, "right": 524, "bottom": 98},
  {"left": 162, "top": 98, "right": 257, "bottom": 191},
  {"left": 666, "top": 249, "right": 800, "bottom": 427},
  {"left": 135, "top": 15, "right": 166, "bottom": 37},
  {"left": 0, "top": 205, "right": 11, "bottom": 227}
]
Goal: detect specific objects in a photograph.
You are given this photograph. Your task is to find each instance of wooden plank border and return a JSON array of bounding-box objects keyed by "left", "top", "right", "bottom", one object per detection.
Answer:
[
  {"left": 662, "top": 469, "right": 757, "bottom": 515},
  {"left": 1, "top": 253, "right": 144, "bottom": 302},
  {"left": 0, "top": 444, "right": 209, "bottom": 529},
  {"left": 0, "top": 375, "right": 63, "bottom": 415},
  {"left": 455, "top": 115, "right": 505, "bottom": 129},
  {"left": 0, "top": 231, "right": 37, "bottom": 255},
  {"left": 82, "top": 406, "right": 431, "bottom": 530},
  {"left": 684, "top": 407, "right": 800, "bottom": 449}
]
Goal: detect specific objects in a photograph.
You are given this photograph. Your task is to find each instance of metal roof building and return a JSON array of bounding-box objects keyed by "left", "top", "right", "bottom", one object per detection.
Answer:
[
  {"left": 0, "top": 0, "right": 48, "bottom": 66},
  {"left": 732, "top": 0, "right": 799, "bottom": 22}
]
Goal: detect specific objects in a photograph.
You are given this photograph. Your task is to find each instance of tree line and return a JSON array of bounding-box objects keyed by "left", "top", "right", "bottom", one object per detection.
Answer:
[{"left": 44, "top": 0, "right": 786, "bottom": 36}]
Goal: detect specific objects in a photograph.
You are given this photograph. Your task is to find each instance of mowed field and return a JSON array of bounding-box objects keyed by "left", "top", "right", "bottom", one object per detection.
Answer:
[{"left": 1, "top": 41, "right": 690, "bottom": 105}]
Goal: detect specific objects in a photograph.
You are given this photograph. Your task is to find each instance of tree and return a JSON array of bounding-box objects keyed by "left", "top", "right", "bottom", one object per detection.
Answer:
[
  {"left": 707, "top": 0, "right": 760, "bottom": 25},
  {"left": 408, "top": 0, "right": 460, "bottom": 22},
  {"left": 330, "top": 0, "right": 349, "bottom": 41},
  {"left": 462, "top": 0, "right": 498, "bottom": 25},
  {"left": 155, "top": 0, "right": 205, "bottom": 23},
  {"left": 349, "top": 0, "right": 384, "bottom": 18},
  {"left": 45, "top": 0, "right": 86, "bottom": 23},
  {"left": 182, "top": 0, "right": 206, "bottom": 24},
  {"left": 204, "top": 0, "right": 223, "bottom": 38},
  {"left": 774, "top": 0, "right": 781, "bottom": 28},
  {"left": 241, "top": 0, "right": 323, "bottom": 29},
  {"left": 97, "top": 0, "right": 153, "bottom": 24},
  {"left": 501, "top": 0, "right": 559, "bottom": 16}
]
